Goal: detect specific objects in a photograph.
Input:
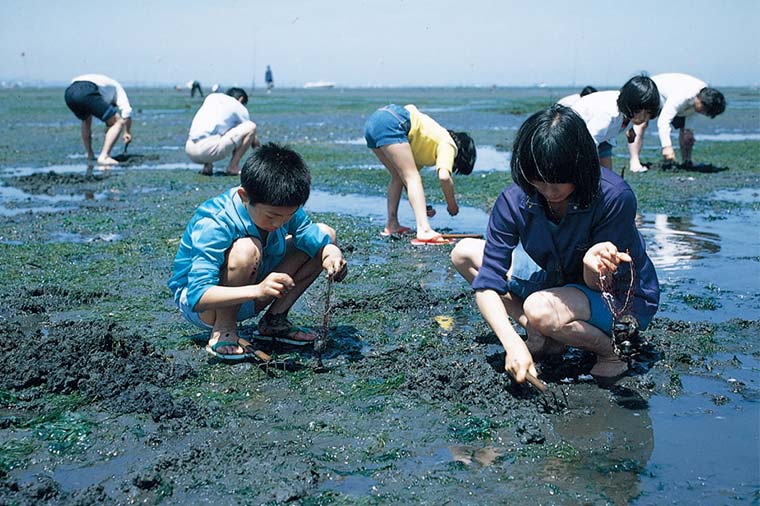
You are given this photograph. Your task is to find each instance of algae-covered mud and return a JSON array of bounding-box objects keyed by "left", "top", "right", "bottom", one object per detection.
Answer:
[{"left": 0, "top": 87, "right": 758, "bottom": 505}]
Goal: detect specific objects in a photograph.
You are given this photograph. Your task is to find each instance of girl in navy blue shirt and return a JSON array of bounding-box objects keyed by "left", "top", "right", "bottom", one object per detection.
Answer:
[{"left": 451, "top": 105, "right": 659, "bottom": 385}]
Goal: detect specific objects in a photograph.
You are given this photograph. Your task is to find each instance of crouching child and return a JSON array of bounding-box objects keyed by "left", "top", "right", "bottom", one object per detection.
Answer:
[{"left": 168, "top": 143, "right": 348, "bottom": 360}]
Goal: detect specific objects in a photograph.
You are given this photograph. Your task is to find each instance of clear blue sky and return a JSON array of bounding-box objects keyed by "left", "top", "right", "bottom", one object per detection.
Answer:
[{"left": 2, "top": 0, "right": 758, "bottom": 88}]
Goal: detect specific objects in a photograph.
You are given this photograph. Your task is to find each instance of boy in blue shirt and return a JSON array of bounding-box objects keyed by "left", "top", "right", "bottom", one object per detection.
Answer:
[{"left": 169, "top": 143, "right": 348, "bottom": 360}]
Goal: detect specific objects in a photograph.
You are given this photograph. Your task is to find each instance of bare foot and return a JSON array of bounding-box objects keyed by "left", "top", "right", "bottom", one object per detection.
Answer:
[
  {"left": 524, "top": 332, "right": 565, "bottom": 361},
  {"left": 97, "top": 156, "right": 119, "bottom": 165},
  {"left": 201, "top": 163, "right": 213, "bottom": 176},
  {"left": 590, "top": 355, "right": 629, "bottom": 385},
  {"left": 207, "top": 328, "right": 247, "bottom": 357}
]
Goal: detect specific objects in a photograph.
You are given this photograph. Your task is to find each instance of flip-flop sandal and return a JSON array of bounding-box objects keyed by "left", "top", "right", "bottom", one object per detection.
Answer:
[
  {"left": 380, "top": 226, "right": 412, "bottom": 237},
  {"left": 410, "top": 234, "right": 455, "bottom": 246},
  {"left": 205, "top": 340, "right": 251, "bottom": 361},
  {"left": 250, "top": 327, "right": 316, "bottom": 346}
]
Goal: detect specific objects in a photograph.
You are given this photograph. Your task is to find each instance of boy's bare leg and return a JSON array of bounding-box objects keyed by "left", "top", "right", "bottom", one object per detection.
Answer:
[
  {"left": 258, "top": 224, "right": 337, "bottom": 339},
  {"left": 81, "top": 117, "right": 95, "bottom": 159},
  {"left": 201, "top": 163, "right": 213, "bottom": 175},
  {"left": 226, "top": 128, "right": 257, "bottom": 175},
  {"left": 679, "top": 128, "right": 695, "bottom": 163},
  {"left": 376, "top": 143, "right": 439, "bottom": 240},
  {"left": 98, "top": 114, "right": 125, "bottom": 165},
  {"left": 200, "top": 237, "right": 262, "bottom": 355},
  {"left": 373, "top": 148, "right": 406, "bottom": 233}
]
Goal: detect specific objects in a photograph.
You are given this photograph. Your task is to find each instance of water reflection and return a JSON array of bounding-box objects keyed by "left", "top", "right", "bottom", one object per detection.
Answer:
[{"left": 639, "top": 213, "right": 721, "bottom": 272}]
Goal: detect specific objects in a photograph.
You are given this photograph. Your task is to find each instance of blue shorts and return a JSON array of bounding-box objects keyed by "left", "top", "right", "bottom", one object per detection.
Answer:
[
  {"left": 364, "top": 104, "right": 411, "bottom": 149},
  {"left": 176, "top": 287, "right": 258, "bottom": 330},
  {"left": 597, "top": 141, "right": 613, "bottom": 159},
  {"left": 64, "top": 81, "right": 117, "bottom": 122},
  {"left": 506, "top": 243, "right": 652, "bottom": 336}
]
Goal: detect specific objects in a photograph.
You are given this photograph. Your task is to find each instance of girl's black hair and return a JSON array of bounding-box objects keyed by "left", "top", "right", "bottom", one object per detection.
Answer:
[
  {"left": 511, "top": 105, "right": 600, "bottom": 208},
  {"left": 447, "top": 130, "right": 477, "bottom": 175},
  {"left": 616, "top": 75, "right": 660, "bottom": 119},
  {"left": 697, "top": 87, "right": 726, "bottom": 118},
  {"left": 240, "top": 143, "right": 310, "bottom": 207}
]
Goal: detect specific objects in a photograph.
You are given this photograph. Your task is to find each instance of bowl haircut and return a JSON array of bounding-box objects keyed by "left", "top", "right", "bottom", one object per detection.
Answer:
[
  {"left": 240, "top": 143, "right": 311, "bottom": 207},
  {"left": 511, "top": 104, "right": 601, "bottom": 209},
  {"left": 616, "top": 75, "right": 661, "bottom": 119},
  {"left": 448, "top": 130, "right": 477, "bottom": 175},
  {"left": 697, "top": 87, "right": 726, "bottom": 118}
]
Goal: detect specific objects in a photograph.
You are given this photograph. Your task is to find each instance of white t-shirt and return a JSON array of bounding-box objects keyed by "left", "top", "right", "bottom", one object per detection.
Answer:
[
  {"left": 188, "top": 93, "right": 251, "bottom": 141},
  {"left": 570, "top": 91, "right": 625, "bottom": 147},
  {"left": 71, "top": 74, "right": 132, "bottom": 119},
  {"left": 652, "top": 73, "right": 707, "bottom": 148},
  {"left": 557, "top": 93, "right": 581, "bottom": 107}
]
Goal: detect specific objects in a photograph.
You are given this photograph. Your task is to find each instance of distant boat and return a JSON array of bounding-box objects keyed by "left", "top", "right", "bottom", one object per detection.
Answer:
[{"left": 304, "top": 80, "right": 335, "bottom": 89}]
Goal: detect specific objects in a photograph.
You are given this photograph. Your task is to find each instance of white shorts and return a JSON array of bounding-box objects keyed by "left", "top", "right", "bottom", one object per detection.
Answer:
[
  {"left": 185, "top": 121, "right": 256, "bottom": 164},
  {"left": 177, "top": 287, "right": 258, "bottom": 330}
]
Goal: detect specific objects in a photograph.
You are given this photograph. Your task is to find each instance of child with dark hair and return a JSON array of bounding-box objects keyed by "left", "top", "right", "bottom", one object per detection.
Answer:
[
  {"left": 169, "top": 143, "right": 348, "bottom": 360},
  {"left": 628, "top": 73, "right": 726, "bottom": 172},
  {"left": 185, "top": 87, "right": 259, "bottom": 176},
  {"left": 451, "top": 105, "right": 659, "bottom": 386},
  {"left": 571, "top": 75, "right": 660, "bottom": 171},
  {"left": 364, "top": 104, "right": 477, "bottom": 244}
]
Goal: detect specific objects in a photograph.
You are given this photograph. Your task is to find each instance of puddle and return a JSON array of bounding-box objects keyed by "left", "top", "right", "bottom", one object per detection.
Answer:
[
  {"left": 633, "top": 368, "right": 760, "bottom": 505},
  {"left": 473, "top": 145, "right": 510, "bottom": 172},
  {"left": 695, "top": 132, "right": 760, "bottom": 142}
]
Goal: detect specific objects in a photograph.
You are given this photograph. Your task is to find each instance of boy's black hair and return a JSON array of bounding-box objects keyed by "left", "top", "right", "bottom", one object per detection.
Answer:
[
  {"left": 697, "top": 87, "right": 726, "bottom": 118},
  {"left": 616, "top": 75, "right": 660, "bottom": 119},
  {"left": 580, "top": 85, "right": 598, "bottom": 97},
  {"left": 240, "top": 143, "right": 310, "bottom": 207},
  {"left": 226, "top": 87, "right": 249, "bottom": 105},
  {"left": 511, "top": 104, "right": 600, "bottom": 208},
  {"left": 447, "top": 131, "right": 477, "bottom": 175}
]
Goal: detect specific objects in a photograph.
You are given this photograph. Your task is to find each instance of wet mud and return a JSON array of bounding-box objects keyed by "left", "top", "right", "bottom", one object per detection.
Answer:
[{"left": 0, "top": 87, "right": 758, "bottom": 505}]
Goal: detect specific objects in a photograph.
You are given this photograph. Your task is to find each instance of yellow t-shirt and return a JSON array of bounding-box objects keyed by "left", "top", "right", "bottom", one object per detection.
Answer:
[{"left": 404, "top": 105, "right": 457, "bottom": 174}]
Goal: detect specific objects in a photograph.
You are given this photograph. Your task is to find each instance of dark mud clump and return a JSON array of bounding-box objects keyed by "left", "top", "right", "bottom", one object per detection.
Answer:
[
  {"left": 9, "top": 171, "right": 110, "bottom": 195},
  {"left": 0, "top": 318, "right": 195, "bottom": 421},
  {"left": 5, "top": 285, "right": 110, "bottom": 315}
]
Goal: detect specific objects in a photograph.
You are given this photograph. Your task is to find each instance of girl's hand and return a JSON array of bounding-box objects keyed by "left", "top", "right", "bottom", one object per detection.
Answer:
[
  {"left": 504, "top": 343, "right": 538, "bottom": 384},
  {"left": 583, "top": 242, "right": 631, "bottom": 286}
]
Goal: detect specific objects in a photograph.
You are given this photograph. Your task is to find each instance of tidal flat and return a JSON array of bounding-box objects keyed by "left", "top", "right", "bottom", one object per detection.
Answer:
[{"left": 0, "top": 86, "right": 758, "bottom": 505}]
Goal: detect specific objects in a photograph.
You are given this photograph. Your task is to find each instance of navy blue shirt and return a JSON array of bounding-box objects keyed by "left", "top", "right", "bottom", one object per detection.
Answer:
[{"left": 472, "top": 167, "right": 659, "bottom": 320}]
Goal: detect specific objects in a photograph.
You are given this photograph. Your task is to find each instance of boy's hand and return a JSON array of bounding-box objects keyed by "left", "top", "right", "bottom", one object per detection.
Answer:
[
  {"left": 662, "top": 146, "right": 676, "bottom": 160},
  {"left": 322, "top": 245, "right": 347, "bottom": 282},
  {"left": 123, "top": 132, "right": 132, "bottom": 145},
  {"left": 447, "top": 202, "right": 459, "bottom": 216},
  {"left": 257, "top": 272, "right": 295, "bottom": 299}
]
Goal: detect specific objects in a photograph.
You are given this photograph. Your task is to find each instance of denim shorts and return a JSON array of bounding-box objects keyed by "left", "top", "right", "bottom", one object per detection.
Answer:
[
  {"left": 507, "top": 243, "right": 621, "bottom": 336},
  {"left": 597, "top": 141, "right": 613, "bottom": 159},
  {"left": 177, "top": 287, "right": 258, "bottom": 330},
  {"left": 364, "top": 104, "right": 411, "bottom": 149}
]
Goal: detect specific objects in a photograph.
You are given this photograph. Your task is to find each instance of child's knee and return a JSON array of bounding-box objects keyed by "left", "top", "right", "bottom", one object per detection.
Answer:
[
  {"left": 228, "top": 237, "right": 263, "bottom": 270},
  {"left": 317, "top": 223, "right": 337, "bottom": 243},
  {"left": 450, "top": 238, "right": 483, "bottom": 269},
  {"left": 523, "top": 292, "right": 560, "bottom": 334}
]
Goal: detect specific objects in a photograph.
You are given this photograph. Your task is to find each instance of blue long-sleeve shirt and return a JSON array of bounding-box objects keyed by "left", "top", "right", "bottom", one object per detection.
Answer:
[
  {"left": 168, "top": 188, "right": 331, "bottom": 311},
  {"left": 472, "top": 167, "right": 659, "bottom": 320}
]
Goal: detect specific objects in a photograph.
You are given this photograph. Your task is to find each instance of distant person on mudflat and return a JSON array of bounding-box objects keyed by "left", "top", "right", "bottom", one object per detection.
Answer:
[
  {"left": 556, "top": 85, "right": 598, "bottom": 107},
  {"left": 185, "top": 87, "right": 259, "bottom": 176},
  {"left": 265, "top": 65, "right": 274, "bottom": 93},
  {"left": 450, "top": 105, "right": 660, "bottom": 386},
  {"left": 64, "top": 73, "right": 133, "bottom": 165},
  {"left": 168, "top": 143, "right": 348, "bottom": 361},
  {"left": 571, "top": 75, "right": 661, "bottom": 171},
  {"left": 188, "top": 80, "right": 204, "bottom": 98},
  {"left": 627, "top": 73, "right": 726, "bottom": 172},
  {"left": 364, "top": 104, "right": 477, "bottom": 245}
]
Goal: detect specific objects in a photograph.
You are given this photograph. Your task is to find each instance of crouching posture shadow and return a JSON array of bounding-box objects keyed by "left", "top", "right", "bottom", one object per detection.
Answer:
[
  {"left": 451, "top": 105, "right": 659, "bottom": 385},
  {"left": 169, "top": 143, "right": 347, "bottom": 360}
]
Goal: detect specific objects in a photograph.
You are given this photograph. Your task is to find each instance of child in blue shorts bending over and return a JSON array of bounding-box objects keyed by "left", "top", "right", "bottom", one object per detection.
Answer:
[
  {"left": 168, "top": 143, "right": 348, "bottom": 360},
  {"left": 451, "top": 105, "right": 659, "bottom": 386},
  {"left": 364, "top": 104, "right": 476, "bottom": 244}
]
